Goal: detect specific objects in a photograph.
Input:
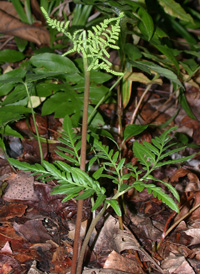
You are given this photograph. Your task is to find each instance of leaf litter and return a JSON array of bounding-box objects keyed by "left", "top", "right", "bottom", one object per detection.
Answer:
[{"left": 0, "top": 83, "right": 200, "bottom": 273}]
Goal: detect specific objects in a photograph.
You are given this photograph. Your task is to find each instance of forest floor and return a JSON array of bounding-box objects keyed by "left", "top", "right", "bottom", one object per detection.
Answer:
[{"left": 1, "top": 78, "right": 200, "bottom": 274}]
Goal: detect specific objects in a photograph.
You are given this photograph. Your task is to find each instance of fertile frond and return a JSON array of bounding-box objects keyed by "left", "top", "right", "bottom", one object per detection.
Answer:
[
  {"left": 41, "top": 7, "right": 71, "bottom": 37},
  {"left": 42, "top": 7, "right": 124, "bottom": 76}
]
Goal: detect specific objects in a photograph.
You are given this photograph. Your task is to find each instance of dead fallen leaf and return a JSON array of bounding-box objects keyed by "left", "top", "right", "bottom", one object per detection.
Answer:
[
  {"left": 0, "top": 2, "right": 50, "bottom": 45},
  {"left": 0, "top": 203, "right": 27, "bottom": 221},
  {"left": 104, "top": 250, "right": 144, "bottom": 274},
  {"left": 0, "top": 241, "right": 12, "bottom": 254},
  {"left": 161, "top": 252, "right": 195, "bottom": 274},
  {"left": 27, "top": 260, "right": 47, "bottom": 274},
  {"left": 13, "top": 219, "right": 52, "bottom": 243},
  {"left": 51, "top": 246, "right": 72, "bottom": 274},
  {"left": 3, "top": 171, "right": 38, "bottom": 201}
]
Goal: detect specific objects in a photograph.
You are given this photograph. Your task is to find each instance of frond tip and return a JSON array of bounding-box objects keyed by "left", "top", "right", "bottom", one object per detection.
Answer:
[{"left": 41, "top": 7, "right": 124, "bottom": 76}]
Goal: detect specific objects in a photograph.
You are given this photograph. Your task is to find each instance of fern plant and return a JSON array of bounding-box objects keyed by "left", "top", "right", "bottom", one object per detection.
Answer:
[
  {"left": 8, "top": 9, "right": 195, "bottom": 273},
  {"left": 41, "top": 7, "right": 124, "bottom": 76},
  {"left": 8, "top": 119, "right": 194, "bottom": 273},
  {"left": 9, "top": 124, "right": 193, "bottom": 215}
]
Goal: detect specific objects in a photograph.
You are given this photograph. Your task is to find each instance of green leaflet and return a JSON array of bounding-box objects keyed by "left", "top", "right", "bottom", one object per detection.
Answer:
[
  {"left": 132, "top": 141, "right": 156, "bottom": 169},
  {"left": 158, "top": 0, "right": 194, "bottom": 23},
  {"left": 133, "top": 181, "right": 179, "bottom": 213},
  {"left": 106, "top": 199, "right": 122, "bottom": 216}
]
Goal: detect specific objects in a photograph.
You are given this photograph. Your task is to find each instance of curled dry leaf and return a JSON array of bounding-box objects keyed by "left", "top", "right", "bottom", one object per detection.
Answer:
[
  {"left": 104, "top": 250, "right": 144, "bottom": 274},
  {"left": 0, "top": 2, "right": 50, "bottom": 45},
  {"left": 161, "top": 253, "right": 195, "bottom": 274}
]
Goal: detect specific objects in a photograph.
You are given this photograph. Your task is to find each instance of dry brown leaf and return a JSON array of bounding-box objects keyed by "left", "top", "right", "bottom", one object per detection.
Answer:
[
  {"left": 3, "top": 172, "right": 38, "bottom": 201},
  {"left": 0, "top": 241, "right": 12, "bottom": 255},
  {"left": 104, "top": 250, "right": 144, "bottom": 274},
  {"left": 161, "top": 253, "right": 195, "bottom": 274},
  {"left": 13, "top": 220, "right": 52, "bottom": 243},
  {"left": 0, "top": 2, "right": 50, "bottom": 45}
]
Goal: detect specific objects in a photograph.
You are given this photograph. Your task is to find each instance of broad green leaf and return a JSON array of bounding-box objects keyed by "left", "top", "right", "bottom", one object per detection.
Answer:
[
  {"left": 133, "top": 61, "right": 183, "bottom": 87},
  {"left": 106, "top": 199, "right": 122, "bottom": 216},
  {"left": 158, "top": 0, "right": 194, "bottom": 23},
  {"left": 25, "top": 72, "right": 67, "bottom": 82},
  {"left": 2, "top": 84, "right": 26, "bottom": 106},
  {"left": 42, "top": 92, "right": 82, "bottom": 118},
  {"left": 168, "top": 17, "right": 197, "bottom": 45},
  {"left": 179, "top": 89, "right": 197, "bottom": 120},
  {"left": 36, "top": 82, "right": 68, "bottom": 97},
  {"left": 153, "top": 44, "right": 179, "bottom": 72},
  {"left": 11, "top": 0, "right": 29, "bottom": 23},
  {"left": 91, "top": 194, "right": 106, "bottom": 211},
  {"left": 0, "top": 125, "right": 23, "bottom": 139},
  {"left": 137, "top": 7, "right": 154, "bottom": 40},
  {"left": 123, "top": 124, "right": 148, "bottom": 143},
  {"left": 90, "top": 70, "right": 113, "bottom": 84},
  {"left": 0, "top": 83, "right": 14, "bottom": 97},
  {"left": 125, "top": 44, "right": 142, "bottom": 61},
  {"left": 30, "top": 53, "right": 79, "bottom": 74},
  {"left": 76, "top": 84, "right": 109, "bottom": 104},
  {"left": 0, "top": 68, "right": 26, "bottom": 84},
  {"left": 122, "top": 62, "right": 133, "bottom": 108},
  {"left": 0, "top": 50, "right": 25, "bottom": 64},
  {"left": 0, "top": 106, "right": 31, "bottom": 125}
]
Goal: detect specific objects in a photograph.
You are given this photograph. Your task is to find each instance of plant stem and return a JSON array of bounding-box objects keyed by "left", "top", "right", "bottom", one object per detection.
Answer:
[
  {"left": 71, "top": 57, "right": 90, "bottom": 274},
  {"left": 87, "top": 74, "right": 124, "bottom": 125},
  {"left": 130, "top": 75, "right": 159, "bottom": 124},
  {"left": 24, "top": 82, "right": 43, "bottom": 163},
  {"left": 76, "top": 203, "right": 107, "bottom": 274}
]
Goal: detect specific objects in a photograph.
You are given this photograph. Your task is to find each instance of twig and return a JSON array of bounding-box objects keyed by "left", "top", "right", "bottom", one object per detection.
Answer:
[{"left": 130, "top": 75, "right": 159, "bottom": 124}]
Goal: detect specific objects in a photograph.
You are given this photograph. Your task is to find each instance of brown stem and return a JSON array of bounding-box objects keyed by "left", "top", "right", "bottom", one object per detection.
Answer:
[
  {"left": 76, "top": 204, "right": 107, "bottom": 274},
  {"left": 130, "top": 75, "right": 159, "bottom": 124},
  {"left": 157, "top": 201, "right": 200, "bottom": 250},
  {"left": 71, "top": 57, "right": 90, "bottom": 274}
]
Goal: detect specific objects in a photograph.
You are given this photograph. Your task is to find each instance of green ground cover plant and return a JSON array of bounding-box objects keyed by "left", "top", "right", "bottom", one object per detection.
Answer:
[
  {"left": 7, "top": 7, "right": 196, "bottom": 273},
  {"left": 0, "top": 1, "right": 199, "bottom": 273}
]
